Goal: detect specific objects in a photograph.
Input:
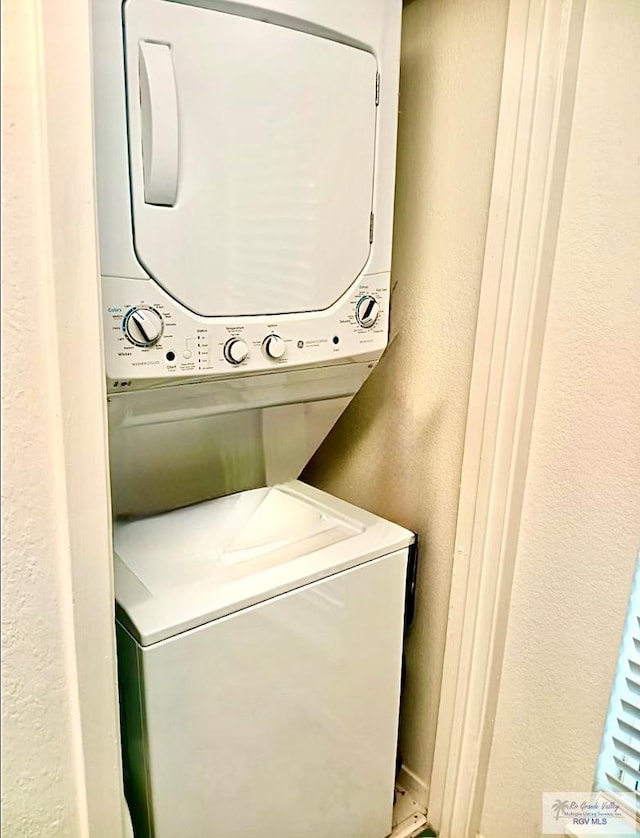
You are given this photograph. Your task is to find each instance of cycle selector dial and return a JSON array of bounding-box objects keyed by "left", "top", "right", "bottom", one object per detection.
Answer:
[
  {"left": 262, "top": 334, "right": 286, "bottom": 360},
  {"left": 224, "top": 338, "right": 249, "bottom": 365},
  {"left": 355, "top": 296, "right": 380, "bottom": 329},
  {"left": 123, "top": 307, "right": 163, "bottom": 346}
]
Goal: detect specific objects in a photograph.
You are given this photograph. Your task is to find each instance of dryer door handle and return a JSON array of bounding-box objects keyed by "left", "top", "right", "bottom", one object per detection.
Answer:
[{"left": 138, "top": 41, "right": 179, "bottom": 206}]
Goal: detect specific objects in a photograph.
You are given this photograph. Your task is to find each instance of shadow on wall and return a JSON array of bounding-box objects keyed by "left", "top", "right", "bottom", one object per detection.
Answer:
[{"left": 304, "top": 331, "right": 448, "bottom": 532}]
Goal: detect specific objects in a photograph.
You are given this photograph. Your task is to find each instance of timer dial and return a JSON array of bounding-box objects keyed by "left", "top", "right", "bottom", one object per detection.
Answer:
[
  {"left": 224, "top": 338, "right": 249, "bottom": 365},
  {"left": 123, "top": 307, "right": 163, "bottom": 346},
  {"left": 263, "top": 335, "right": 286, "bottom": 360},
  {"left": 355, "top": 296, "right": 380, "bottom": 329}
]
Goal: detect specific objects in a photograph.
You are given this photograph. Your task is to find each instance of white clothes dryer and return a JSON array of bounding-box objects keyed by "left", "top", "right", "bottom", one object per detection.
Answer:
[
  {"left": 92, "top": 0, "right": 403, "bottom": 517},
  {"left": 114, "top": 481, "right": 414, "bottom": 838}
]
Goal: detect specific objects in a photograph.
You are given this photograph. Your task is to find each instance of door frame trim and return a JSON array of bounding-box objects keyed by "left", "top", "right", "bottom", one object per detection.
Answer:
[
  {"left": 426, "top": 1, "right": 587, "bottom": 835},
  {"left": 35, "top": 0, "right": 126, "bottom": 833}
]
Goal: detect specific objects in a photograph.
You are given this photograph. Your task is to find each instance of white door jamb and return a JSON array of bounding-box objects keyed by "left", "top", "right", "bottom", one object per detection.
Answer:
[{"left": 426, "top": 1, "right": 587, "bottom": 835}]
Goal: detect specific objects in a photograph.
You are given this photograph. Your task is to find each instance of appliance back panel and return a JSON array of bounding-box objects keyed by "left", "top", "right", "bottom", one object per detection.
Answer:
[{"left": 107, "top": 362, "right": 371, "bottom": 516}]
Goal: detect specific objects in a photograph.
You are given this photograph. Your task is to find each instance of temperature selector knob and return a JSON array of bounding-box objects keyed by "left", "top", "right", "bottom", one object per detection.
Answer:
[
  {"left": 355, "top": 296, "right": 380, "bottom": 329},
  {"left": 262, "top": 334, "right": 286, "bottom": 360},
  {"left": 224, "top": 338, "right": 249, "bottom": 365},
  {"left": 123, "top": 307, "right": 163, "bottom": 346}
]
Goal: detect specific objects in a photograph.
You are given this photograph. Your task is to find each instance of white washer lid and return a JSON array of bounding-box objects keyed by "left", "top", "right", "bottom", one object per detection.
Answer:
[{"left": 114, "top": 480, "right": 414, "bottom": 645}]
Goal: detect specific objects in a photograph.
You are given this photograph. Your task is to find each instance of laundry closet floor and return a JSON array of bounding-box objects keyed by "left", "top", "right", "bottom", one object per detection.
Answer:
[{"left": 390, "top": 784, "right": 428, "bottom": 837}]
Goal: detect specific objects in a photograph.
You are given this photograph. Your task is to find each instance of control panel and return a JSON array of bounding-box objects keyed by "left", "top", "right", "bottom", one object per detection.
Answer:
[{"left": 103, "top": 272, "right": 390, "bottom": 390}]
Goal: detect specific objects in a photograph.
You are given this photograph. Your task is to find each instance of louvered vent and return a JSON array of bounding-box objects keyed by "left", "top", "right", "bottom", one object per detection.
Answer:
[{"left": 596, "top": 553, "right": 640, "bottom": 815}]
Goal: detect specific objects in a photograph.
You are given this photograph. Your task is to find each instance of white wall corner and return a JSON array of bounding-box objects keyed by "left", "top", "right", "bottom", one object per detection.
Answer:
[
  {"left": 425, "top": 0, "right": 587, "bottom": 836},
  {"left": 398, "top": 764, "right": 430, "bottom": 807}
]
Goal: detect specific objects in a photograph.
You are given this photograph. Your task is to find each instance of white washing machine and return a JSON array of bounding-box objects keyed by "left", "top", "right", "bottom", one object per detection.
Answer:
[
  {"left": 90, "top": 1, "right": 409, "bottom": 835},
  {"left": 115, "top": 482, "right": 414, "bottom": 837}
]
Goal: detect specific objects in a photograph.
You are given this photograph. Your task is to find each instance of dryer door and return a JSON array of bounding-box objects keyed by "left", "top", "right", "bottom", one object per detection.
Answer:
[{"left": 123, "top": 1, "right": 378, "bottom": 317}]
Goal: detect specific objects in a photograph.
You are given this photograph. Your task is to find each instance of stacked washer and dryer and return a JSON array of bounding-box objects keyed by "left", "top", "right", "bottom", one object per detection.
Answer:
[{"left": 91, "top": 1, "right": 414, "bottom": 836}]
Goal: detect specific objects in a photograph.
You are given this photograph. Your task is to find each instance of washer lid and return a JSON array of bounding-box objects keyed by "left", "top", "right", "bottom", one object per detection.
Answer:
[
  {"left": 124, "top": 0, "right": 378, "bottom": 316},
  {"left": 114, "top": 481, "right": 414, "bottom": 645}
]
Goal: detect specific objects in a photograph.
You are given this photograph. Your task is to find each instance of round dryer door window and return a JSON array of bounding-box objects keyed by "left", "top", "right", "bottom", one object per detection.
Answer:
[{"left": 123, "top": 0, "right": 379, "bottom": 317}]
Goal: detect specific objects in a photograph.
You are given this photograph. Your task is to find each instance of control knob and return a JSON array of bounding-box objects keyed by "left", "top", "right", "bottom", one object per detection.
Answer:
[
  {"left": 355, "top": 296, "right": 380, "bottom": 329},
  {"left": 224, "top": 338, "right": 249, "bottom": 365},
  {"left": 123, "top": 307, "right": 163, "bottom": 346},
  {"left": 262, "top": 334, "right": 286, "bottom": 360}
]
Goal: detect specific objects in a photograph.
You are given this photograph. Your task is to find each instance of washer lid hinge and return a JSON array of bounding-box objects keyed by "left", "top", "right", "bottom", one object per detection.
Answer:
[
  {"left": 375, "top": 72, "right": 380, "bottom": 106},
  {"left": 369, "top": 212, "right": 375, "bottom": 244}
]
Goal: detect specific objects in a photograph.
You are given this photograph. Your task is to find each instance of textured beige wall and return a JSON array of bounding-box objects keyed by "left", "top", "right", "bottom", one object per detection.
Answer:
[
  {"left": 479, "top": 2, "right": 640, "bottom": 835},
  {"left": 1, "top": 1, "right": 124, "bottom": 836},
  {"left": 1, "top": 2, "right": 88, "bottom": 834},
  {"left": 305, "top": 0, "right": 509, "bottom": 796}
]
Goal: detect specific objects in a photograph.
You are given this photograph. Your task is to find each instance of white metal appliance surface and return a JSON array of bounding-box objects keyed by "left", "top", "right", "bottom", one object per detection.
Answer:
[
  {"left": 92, "top": 0, "right": 403, "bottom": 515},
  {"left": 125, "top": 0, "right": 377, "bottom": 318},
  {"left": 93, "top": 0, "right": 402, "bottom": 390},
  {"left": 115, "top": 481, "right": 414, "bottom": 838},
  {"left": 107, "top": 358, "right": 375, "bottom": 515},
  {"left": 93, "top": 6, "right": 411, "bottom": 834}
]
